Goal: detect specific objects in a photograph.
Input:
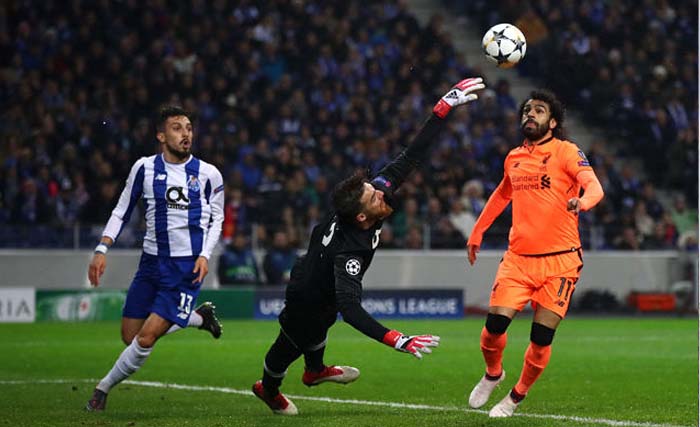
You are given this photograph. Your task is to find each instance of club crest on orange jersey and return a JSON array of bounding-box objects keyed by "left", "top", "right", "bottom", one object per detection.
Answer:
[{"left": 540, "top": 174, "right": 551, "bottom": 189}]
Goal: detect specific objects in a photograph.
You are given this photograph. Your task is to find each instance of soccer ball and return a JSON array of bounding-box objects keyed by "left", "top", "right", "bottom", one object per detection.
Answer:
[{"left": 482, "top": 23, "right": 527, "bottom": 68}]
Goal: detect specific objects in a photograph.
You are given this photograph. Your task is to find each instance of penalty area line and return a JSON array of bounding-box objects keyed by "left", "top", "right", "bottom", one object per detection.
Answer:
[{"left": 0, "top": 378, "right": 690, "bottom": 427}]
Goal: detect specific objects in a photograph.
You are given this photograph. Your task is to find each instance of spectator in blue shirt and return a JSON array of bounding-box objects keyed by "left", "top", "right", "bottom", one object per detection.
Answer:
[
  {"left": 218, "top": 234, "right": 261, "bottom": 286},
  {"left": 263, "top": 230, "right": 297, "bottom": 285}
]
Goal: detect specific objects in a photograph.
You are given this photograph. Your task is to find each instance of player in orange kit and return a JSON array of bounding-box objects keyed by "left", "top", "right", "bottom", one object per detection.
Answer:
[{"left": 466, "top": 90, "right": 604, "bottom": 417}]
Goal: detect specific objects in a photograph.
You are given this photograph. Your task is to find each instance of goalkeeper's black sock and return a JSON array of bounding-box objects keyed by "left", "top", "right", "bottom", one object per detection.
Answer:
[
  {"left": 262, "top": 331, "right": 301, "bottom": 395},
  {"left": 304, "top": 345, "right": 326, "bottom": 373},
  {"left": 261, "top": 370, "right": 283, "bottom": 396}
]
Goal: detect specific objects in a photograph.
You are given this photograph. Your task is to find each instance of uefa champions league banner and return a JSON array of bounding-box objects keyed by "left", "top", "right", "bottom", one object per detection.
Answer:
[
  {"left": 254, "top": 289, "right": 464, "bottom": 320},
  {"left": 358, "top": 289, "right": 464, "bottom": 319},
  {"left": 27, "top": 288, "right": 463, "bottom": 321}
]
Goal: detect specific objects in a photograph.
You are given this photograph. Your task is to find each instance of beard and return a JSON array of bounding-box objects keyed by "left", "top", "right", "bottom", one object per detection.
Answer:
[
  {"left": 165, "top": 143, "right": 191, "bottom": 160},
  {"left": 367, "top": 202, "right": 394, "bottom": 222},
  {"left": 378, "top": 203, "right": 394, "bottom": 220},
  {"left": 521, "top": 120, "right": 549, "bottom": 141}
]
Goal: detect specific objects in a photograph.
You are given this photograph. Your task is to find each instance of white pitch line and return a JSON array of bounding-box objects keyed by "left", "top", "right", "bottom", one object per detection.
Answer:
[{"left": 0, "top": 378, "right": 691, "bottom": 427}]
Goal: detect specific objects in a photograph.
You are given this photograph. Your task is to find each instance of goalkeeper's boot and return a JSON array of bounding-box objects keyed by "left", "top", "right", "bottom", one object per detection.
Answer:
[
  {"left": 488, "top": 389, "right": 523, "bottom": 418},
  {"left": 302, "top": 365, "right": 360, "bottom": 387},
  {"left": 468, "top": 370, "right": 505, "bottom": 408},
  {"left": 195, "top": 302, "right": 222, "bottom": 339},
  {"left": 252, "top": 380, "right": 298, "bottom": 415},
  {"left": 85, "top": 388, "right": 107, "bottom": 411}
]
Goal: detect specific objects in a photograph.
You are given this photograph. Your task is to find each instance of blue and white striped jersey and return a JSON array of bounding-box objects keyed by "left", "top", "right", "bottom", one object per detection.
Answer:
[{"left": 102, "top": 154, "right": 224, "bottom": 259}]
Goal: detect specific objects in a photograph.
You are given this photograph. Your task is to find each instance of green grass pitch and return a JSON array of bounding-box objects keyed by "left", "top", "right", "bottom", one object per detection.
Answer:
[{"left": 0, "top": 317, "right": 696, "bottom": 427}]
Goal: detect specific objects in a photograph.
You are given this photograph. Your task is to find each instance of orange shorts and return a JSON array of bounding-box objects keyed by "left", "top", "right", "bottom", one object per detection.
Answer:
[{"left": 490, "top": 249, "right": 583, "bottom": 318}]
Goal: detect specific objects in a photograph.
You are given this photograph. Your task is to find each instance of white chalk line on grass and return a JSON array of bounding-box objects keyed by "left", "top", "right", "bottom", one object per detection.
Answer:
[{"left": 0, "top": 378, "right": 691, "bottom": 427}]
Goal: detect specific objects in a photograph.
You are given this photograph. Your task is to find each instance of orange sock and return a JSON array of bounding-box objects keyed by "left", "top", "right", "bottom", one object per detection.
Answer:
[
  {"left": 513, "top": 342, "right": 552, "bottom": 396},
  {"left": 480, "top": 327, "right": 507, "bottom": 377}
]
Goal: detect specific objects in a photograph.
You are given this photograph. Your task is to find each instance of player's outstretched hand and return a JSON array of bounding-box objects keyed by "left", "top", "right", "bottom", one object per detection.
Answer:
[
  {"left": 382, "top": 330, "right": 441, "bottom": 359},
  {"left": 88, "top": 253, "right": 106, "bottom": 287},
  {"left": 467, "top": 244, "right": 480, "bottom": 265},
  {"left": 433, "top": 77, "right": 485, "bottom": 118}
]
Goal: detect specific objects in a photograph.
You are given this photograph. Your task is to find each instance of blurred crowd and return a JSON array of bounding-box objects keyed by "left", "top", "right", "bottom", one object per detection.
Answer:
[{"left": 0, "top": 1, "right": 697, "bottom": 284}]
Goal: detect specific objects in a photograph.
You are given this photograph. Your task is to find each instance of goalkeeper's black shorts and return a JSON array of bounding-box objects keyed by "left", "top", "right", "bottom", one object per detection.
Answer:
[{"left": 278, "top": 303, "right": 337, "bottom": 352}]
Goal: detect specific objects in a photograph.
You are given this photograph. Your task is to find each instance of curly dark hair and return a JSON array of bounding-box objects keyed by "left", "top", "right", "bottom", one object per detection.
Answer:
[
  {"left": 331, "top": 170, "right": 368, "bottom": 224},
  {"left": 518, "top": 89, "right": 566, "bottom": 139}
]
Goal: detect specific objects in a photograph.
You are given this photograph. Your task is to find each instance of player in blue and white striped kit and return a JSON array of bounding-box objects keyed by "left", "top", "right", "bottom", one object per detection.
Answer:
[{"left": 86, "top": 106, "right": 225, "bottom": 411}]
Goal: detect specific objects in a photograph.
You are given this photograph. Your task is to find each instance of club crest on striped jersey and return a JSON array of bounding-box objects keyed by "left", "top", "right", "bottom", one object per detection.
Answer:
[{"left": 188, "top": 175, "right": 201, "bottom": 192}]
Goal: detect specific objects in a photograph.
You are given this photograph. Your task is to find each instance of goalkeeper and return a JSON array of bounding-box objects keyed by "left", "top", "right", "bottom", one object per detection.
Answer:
[{"left": 252, "top": 77, "right": 485, "bottom": 415}]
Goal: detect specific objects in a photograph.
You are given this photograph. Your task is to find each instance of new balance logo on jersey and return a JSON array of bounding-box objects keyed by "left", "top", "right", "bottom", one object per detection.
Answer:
[
  {"left": 155, "top": 174, "right": 167, "bottom": 181},
  {"left": 540, "top": 175, "right": 551, "bottom": 189}
]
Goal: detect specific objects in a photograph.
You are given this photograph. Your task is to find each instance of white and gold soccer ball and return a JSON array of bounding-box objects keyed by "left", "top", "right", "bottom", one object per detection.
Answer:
[{"left": 482, "top": 23, "right": 527, "bottom": 68}]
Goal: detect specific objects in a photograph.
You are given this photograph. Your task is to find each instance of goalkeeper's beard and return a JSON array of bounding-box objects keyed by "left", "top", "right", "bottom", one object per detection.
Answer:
[{"left": 378, "top": 204, "right": 394, "bottom": 220}]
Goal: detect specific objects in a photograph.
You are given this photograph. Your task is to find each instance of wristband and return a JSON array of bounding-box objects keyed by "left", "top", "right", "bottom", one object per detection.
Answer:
[
  {"left": 382, "top": 330, "right": 402, "bottom": 347},
  {"left": 432, "top": 99, "right": 452, "bottom": 119},
  {"left": 94, "top": 243, "right": 109, "bottom": 254}
]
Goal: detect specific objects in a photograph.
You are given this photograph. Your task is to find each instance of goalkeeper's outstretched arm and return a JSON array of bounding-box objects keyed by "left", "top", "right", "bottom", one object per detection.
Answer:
[
  {"left": 371, "top": 78, "right": 485, "bottom": 205},
  {"left": 334, "top": 254, "right": 440, "bottom": 359}
]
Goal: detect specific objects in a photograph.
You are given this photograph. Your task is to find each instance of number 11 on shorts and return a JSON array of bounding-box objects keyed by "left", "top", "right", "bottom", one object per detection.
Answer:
[{"left": 557, "top": 278, "right": 573, "bottom": 301}]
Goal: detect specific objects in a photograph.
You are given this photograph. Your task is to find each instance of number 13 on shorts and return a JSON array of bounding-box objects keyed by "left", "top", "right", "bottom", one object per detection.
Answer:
[{"left": 178, "top": 292, "right": 193, "bottom": 317}]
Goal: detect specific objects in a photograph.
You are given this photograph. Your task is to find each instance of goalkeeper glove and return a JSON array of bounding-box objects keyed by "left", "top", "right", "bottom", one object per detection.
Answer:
[
  {"left": 382, "top": 330, "right": 441, "bottom": 359},
  {"left": 433, "top": 77, "right": 485, "bottom": 118}
]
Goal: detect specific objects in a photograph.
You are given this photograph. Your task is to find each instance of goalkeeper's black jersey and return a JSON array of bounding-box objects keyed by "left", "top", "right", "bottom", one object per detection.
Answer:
[
  {"left": 285, "top": 114, "right": 446, "bottom": 342},
  {"left": 286, "top": 211, "right": 386, "bottom": 340}
]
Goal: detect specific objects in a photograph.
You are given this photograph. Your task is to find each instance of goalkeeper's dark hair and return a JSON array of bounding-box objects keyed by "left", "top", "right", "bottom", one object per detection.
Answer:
[
  {"left": 332, "top": 170, "right": 368, "bottom": 224},
  {"left": 519, "top": 89, "right": 566, "bottom": 139},
  {"left": 156, "top": 105, "right": 194, "bottom": 132}
]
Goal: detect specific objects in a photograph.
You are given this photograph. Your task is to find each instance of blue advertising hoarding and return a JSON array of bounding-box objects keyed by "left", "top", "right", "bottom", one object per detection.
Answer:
[{"left": 253, "top": 289, "right": 463, "bottom": 320}]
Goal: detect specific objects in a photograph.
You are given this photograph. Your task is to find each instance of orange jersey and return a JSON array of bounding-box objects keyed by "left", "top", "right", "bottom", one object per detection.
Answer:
[{"left": 473, "top": 137, "right": 594, "bottom": 255}]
